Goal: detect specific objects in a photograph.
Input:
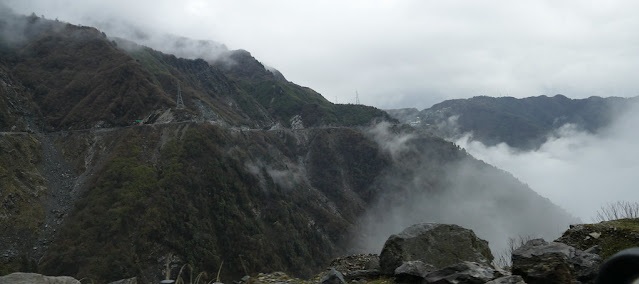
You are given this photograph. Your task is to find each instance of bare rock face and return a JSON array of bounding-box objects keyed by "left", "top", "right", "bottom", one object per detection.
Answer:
[
  {"left": 329, "top": 254, "right": 381, "bottom": 282},
  {"left": 511, "top": 239, "right": 601, "bottom": 284},
  {"left": 379, "top": 223, "right": 493, "bottom": 275},
  {"left": 394, "top": 260, "right": 436, "bottom": 283},
  {"left": 320, "top": 268, "right": 346, "bottom": 284},
  {"left": 484, "top": 275, "right": 526, "bottom": 284},
  {"left": 0, "top": 272, "right": 80, "bottom": 284},
  {"left": 422, "top": 261, "right": 497, "bottom": 284}
]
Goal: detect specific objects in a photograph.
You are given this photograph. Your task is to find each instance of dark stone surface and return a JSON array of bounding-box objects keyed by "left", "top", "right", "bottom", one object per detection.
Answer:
[{"left": 379, "top": 223, "right": 493, "bottom": 275}]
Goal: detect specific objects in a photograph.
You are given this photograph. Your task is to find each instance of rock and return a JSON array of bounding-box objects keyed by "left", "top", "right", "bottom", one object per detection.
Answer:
[
  {"left": 511, "top": 239, "right": 601, "bottom": 284},
  {"left": 584, "top": 245, "right": 601, "bottom": 255},
  {"left": 379, "top": 223, "right": 493, "bottom": 274},
  {"left": 330, "top": 254, "right": 381, "bottom": 281},
  {"left": 320, "top": 268, "right": 346, "bottom": 284},
  {"left": 108, "top": 278, "right": 137, "bottom": 284},
  {"left": 0, "top": 272, "right": 80, "bottom": 284},
  {"left": 485, "top": 275, "right": 526, "bottom": 284},
  {"left": 422, "top": 261, "right": 497, "bottom": 284},
  {"left": 571, "top": 248, "right": 601, "bottom": 281},
  {"left": 330, "top": 254, "right": 380, "bottom": 272},
  {"left": 250, "top": 272, "right": 305, "bottom": 284},
  {"left": 555, "top": 219, "right": 639, "bottom": 262},
  {"left": 394, "top": 260, "right": 436, "bottom": 283},
  {"left": 342, "top": 270, "right": 381, "bottom": 281}
]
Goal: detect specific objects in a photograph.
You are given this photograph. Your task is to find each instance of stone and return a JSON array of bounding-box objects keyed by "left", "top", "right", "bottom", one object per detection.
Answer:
[
  {"left": 484, "top": 275, "right": 526, "bottom": 284},
  {"left": 422, "top": 261, "right": 497, "bottom": 284},
  {"left": 394, "top": 260, "right": 436, "bottom": 283},
  {"left": 108, "top": 278, "right": 137, "bottom": 284},
  {"left": 320, "top": 268, "right": 346, "bottom": 284},
  {"left": 0, "top": 272, "right": 80, "bottom": 284},
  {"left": 330, "top": 254, "right": 380, "bottom": 273},
  {"left": 511, "top": 238, "right": 601, "bottom": 284},
  {"left": 330, "top": 254, "right": 381, "bottom": 281},
  {"left": 342, "top": 270, "right": 381, "bottom": 282},
  {"left": 570, "top": 248, "right": 601, "bottom": 281},
  {"left": 379, "top": 223, "right": 493, "bottom": 275}
]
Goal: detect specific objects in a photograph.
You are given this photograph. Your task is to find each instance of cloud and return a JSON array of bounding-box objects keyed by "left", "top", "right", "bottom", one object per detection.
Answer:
[
  {"left": 353, "top": 123, "right": 577, "bottom": 260},
  {"left": 5, "top": 0, "right": 639, "bottom": 109},
  {"left": 455, "top": 100, "right": 639, "bottom": 221}
]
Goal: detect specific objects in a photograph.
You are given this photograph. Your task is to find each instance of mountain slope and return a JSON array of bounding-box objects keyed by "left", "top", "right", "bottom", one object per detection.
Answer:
[
  {"left": 388, "top": 95, "right": 635, "bottom": 149},
  {"left": 1, "top": 11, "right": 577, "bottom": 283}
]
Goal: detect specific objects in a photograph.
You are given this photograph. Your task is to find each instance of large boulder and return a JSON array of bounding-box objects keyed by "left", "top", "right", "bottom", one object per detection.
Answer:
[
  {"left": 422, "top": 261, "right": 497, "bottom": 284},
  {"left": 511, "top": 239, "right": 601, "bottom": 284},
  {"left": 394, "top": 260, "right": 436, "bottom": 283},
  {"left": 484, "top": 275, "right": 526, "bottom": 284},
  {"left": 379, "top": 223, "right": 493, "bottom": 274},
  {"left": 320, "top": 268, "right": 346, "bottom": 284},
  {"left": 0, "top": 272, "right": 80, "bottom": 284}
]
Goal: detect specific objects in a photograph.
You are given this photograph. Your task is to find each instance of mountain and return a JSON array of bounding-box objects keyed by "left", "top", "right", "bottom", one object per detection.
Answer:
[
  {"left": 1, "top": 11, "right": 577, "bottom": 283},
  {"left": 387, "top": 95, "right": 636, "bottom": 149}
]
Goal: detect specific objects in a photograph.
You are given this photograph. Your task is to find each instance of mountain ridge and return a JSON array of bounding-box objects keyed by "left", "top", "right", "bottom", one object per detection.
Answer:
[
  {"left": 386, "top": 94, "right": 637, "bottom": 149},
  {"left": 0, "top": 11, "right": 579, "bottom": 283}
]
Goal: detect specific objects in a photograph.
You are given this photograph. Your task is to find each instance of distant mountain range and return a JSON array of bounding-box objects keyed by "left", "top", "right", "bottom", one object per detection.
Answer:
[
  {"left": 387, "top": 95, "right": 637, "bottom": 149},
  {"left": 0, "top": 10, "right": 579, "bottom": 283}
]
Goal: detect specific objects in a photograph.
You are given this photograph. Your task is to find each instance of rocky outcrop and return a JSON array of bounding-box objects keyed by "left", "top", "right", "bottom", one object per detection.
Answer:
[
  {"left": 320, "top": 268, "right": 346, "bottom": 284},
  {"left": 0, "top": 272, "right": 80, "bottom": 284},
  {"left": 555, "top": 218, "right": 639, "bottom": 261},
  {"left": 484, "top": 275, "right": 526, "bottom": 284},
  {"left": 422, "top": 261, "right": 498, "bottom": 284},
  {"left": 394, "top": 260, "right": 435, "bottom": 282},
  {"left": 379, "top": 223, "right": 493, "bottom": 275},
  {"left": 511, "top": 239, "right": 601, "bottom": 284},
  {"left": 328, "top": 254, "right": 381, "bottom": 281}
]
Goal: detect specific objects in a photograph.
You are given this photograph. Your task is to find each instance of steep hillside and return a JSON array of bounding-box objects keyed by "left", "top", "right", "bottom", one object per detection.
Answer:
[
  {"left": 388, "top": 95, "right": 636, "bottom": 149},
  {"left": 1, "top": 11, "right": 578, "bottom": 284}
]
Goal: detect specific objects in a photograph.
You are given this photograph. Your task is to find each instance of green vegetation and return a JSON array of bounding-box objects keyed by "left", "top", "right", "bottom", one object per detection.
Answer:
[
  {"left": 37, "top": 125, "right": 370, "bottom": 283},
  {"left": 557, "top": 218, "right": 639, "bottom": 260},
  {"left": 417, "top": 95, "right": 633, "bottom": 149},
  {"left": 242, "top": 79, "right": 392, "bottom": 127},
  {"left": 0, "top": 135, "right": 45, "bottom": 275}
]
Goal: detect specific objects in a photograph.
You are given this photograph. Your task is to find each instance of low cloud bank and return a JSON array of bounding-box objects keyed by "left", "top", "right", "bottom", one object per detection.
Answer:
[
  {"left": 455, "top": 100, "right": 639, "bottom": 221},
  {"left": 352, "top": 123, "right": 578, "bottom": 259}
]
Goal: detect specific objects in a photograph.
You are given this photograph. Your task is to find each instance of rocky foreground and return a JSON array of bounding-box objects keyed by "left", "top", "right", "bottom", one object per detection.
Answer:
[{"left": 2, "top": 219, "right": 638, "bottom": 284}]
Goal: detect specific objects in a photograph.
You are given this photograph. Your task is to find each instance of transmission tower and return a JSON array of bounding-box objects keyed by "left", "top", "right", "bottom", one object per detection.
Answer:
[
  {"left": 355, "top": 90, "right": 360, "bottom": 105},
  {"left": 176, "top": 81, "right": 185, "bottom": 109}
]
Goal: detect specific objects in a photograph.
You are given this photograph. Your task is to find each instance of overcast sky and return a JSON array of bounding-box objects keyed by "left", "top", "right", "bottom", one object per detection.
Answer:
[{"left": 5, "top": 0, "right": 639, "bottom": 109}]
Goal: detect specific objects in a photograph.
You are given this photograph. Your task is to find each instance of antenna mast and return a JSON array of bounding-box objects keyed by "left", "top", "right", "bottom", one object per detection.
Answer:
[
  {"left": 176, "top": 81, "right": 185, "bottom": 109},
  {"left": 355, "top": 90, "right": 360, "bottom": 105}
]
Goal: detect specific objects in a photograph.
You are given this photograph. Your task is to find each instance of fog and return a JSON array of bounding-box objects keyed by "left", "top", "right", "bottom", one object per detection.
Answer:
[
  {"left": 455, "top": 101, "right": 639, "bottom": 221},
  {"left": 353, "top": 123, "right": 578, "bottom": 260}
]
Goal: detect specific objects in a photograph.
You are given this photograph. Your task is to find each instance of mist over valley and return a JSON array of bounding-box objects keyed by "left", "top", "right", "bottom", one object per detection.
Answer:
[{"left": 1, "top": 1, "right": 638, "bottom": 283}]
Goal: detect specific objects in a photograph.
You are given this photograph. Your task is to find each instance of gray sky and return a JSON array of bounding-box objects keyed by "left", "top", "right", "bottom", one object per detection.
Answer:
[{"left": 5, "top": 0, "right": 639, "bottom": 109}]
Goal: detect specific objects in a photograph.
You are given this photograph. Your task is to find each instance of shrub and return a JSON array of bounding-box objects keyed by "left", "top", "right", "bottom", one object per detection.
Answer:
[
  {"left": 594, "top": 201, "right": 639, "bottom": 222},
  {"left": 493, "top": 235, "right": 537, "bottom": 268}
]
